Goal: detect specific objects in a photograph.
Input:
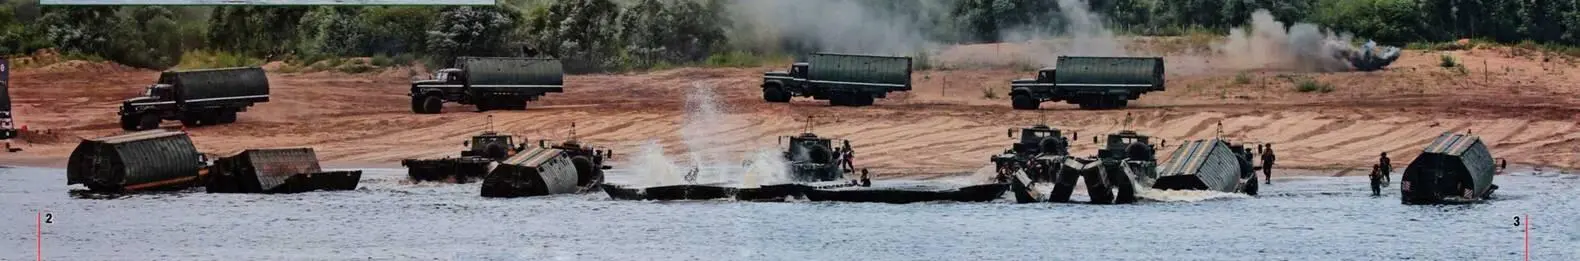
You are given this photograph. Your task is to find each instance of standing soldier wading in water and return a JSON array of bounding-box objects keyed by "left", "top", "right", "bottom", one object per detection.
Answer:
[{"left": 1261, "top": 144, "right": 1276, "bottom": 184}]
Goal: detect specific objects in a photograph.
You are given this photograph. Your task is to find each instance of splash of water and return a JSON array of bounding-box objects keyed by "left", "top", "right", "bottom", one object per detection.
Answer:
[
  {"left": 619, "top": 83, "right": 792, "bottom": 187},
  {"left": 740, "top": 149, "right": 792, "bottom": 188},
  {"left": 1132, "top": 183, "right": 1252, "bottom": 202},
  {"left": 628, "top": 141, "right": 684, "bottom": 186}
]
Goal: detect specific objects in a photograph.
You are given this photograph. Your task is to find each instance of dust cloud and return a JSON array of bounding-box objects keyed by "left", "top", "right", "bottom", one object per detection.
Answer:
[{"left": 1217, "top": 10, "right": 1360, "bottom": 72}]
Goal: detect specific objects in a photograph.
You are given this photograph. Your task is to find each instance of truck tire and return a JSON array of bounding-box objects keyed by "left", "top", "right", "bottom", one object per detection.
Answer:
[
  {"left": 216, "top": 110, "right": 238, "bottom": 124},
  {"left": 139, "top": 114, "right": 161, "bottom": 130},
  {"left": 501, "top": 99, "right": 527, "bottom": 110},
  {"left": 418, "top": 95, "right": 443, "bottom": 114},
  {"left": 1011, "top": 94, "right": 1039, "bottom": 110},
  {"left": 120, "top": 115, "right": 140, "bottom": 131},
  {"left": 181, "top": 112, "right": 202, "bottom": 127},
  {"left": 852, "top": 95, "right": 874, "bottom": 106},
  {"left": 410, "top": 96, "right": 426, "bottom": 113},
  {"left": 482, "top": 144, "right": 509, "bottom": 160},
  {"left": 572, "top": 156, "right": 598, "bottom": 187},
  {"left": 805, "top": 144, "right": 833, "bottom": 164},
  {"left": 1115, "top": 99, "right": 1130, "bottom": 108},
  {"left": 1242, "top": 176, "right": 1259, "bottom": 196},
  {"left": 763, "top": 87, "right": 791, "bottom": 103}
]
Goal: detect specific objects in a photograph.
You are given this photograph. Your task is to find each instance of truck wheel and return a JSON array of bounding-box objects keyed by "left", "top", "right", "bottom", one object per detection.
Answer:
[
  {"left": 139, "top": 114, "right": 161, "bottom": 130},
  {"left": 217, "top": 110, "right": 238, "bottom": 124},
  {"left": 410, "top": 96, "right": 426, "bottom": 113},
  {"left": 502, "top": 100, "right": 527, "bottom": 110},
  {"left": 180, "top": 113, "right": 201, "bottom": 127},
  {"left": 572, "top": 156, "right": 598, "bottom": 187},
  {"left": 1115, "top": 99, "right": 1130, "bottom": 108},
  {"left": 852, "top": 95, "right": 874, "bottom": 106},
  {"left": 200, "top": 111, "right": 220, "bottom": 125},
  {"left": 418, "top": 95, "right": 443, "bottom": 114},
  {"left": 1077, "top": 101, "right": 1096, "bottom": 110},
  {"left": 763, "top": 87, "right": 791, "bottom": 103},
  {"left": 1011, "top": 94, "right": 1039, "bottom": 110},
  {"left": 1243, "top": 176, "right": 1260, "bottom": 196},
  {"left": 120, "top": 115, "right": 140, "bottom": 131}
]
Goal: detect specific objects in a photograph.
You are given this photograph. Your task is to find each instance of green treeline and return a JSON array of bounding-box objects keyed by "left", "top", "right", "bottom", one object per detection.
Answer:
[{"left": 4, "top": 0, "right": 1580, "bottom": 72}]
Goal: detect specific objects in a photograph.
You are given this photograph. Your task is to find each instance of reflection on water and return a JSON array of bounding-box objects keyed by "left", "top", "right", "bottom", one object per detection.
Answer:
[{"left": 3, "top": 167, "right": 1576, "bottom": 260}]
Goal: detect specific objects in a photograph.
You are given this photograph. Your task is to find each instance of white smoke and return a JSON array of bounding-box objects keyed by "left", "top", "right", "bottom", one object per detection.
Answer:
[
  {"left": 994, "top": 0, "right": 1130, "bottom": 67},
  {"left": 1218, "top": 10, "right": 1359, "bottom": 72}
]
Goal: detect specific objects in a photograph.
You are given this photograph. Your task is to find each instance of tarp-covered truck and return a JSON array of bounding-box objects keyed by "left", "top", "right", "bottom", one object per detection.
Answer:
[
  {"left": 761, "top": 53, "right": 912, "bottom": 106},
  {"left": 1010, "top": 56, "right": 1164, "bottom": 110},
  {"left": 410, "top": 57, "right": 564, "bottom": 113},
  {"left": 119, "top": 67, "right": 270, "bottom": 130}
]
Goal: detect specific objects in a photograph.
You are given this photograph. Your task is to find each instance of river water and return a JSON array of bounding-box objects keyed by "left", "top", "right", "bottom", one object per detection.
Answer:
[{"left": 2, "top": 167, "right": 1576, "bottom": 260}]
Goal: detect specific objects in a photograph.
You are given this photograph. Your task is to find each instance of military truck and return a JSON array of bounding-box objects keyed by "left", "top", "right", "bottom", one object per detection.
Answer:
[
  {"left": 761, "top": 53, "right": 912, "bottom": 106},
  {"left": 991, "top": 125, "right": 1069, "bottom": 182},
  {"left": 410, "top": 57, "right": 564, "bottom": 113},
  {"left": 0, "top": 58, "right": 15, "bottom": 139},
  {"left": 1009, "top": 56, "right": 1165, "bottom": 110},
  {"left": 1401, "top": 132, "right": 1500, "bottom": 204},
  {"left": 119, "top": 67, "right": 270, "bottom": 131},
  {"left": 781, "top": 133, "right": 845, "bottom": 182}
]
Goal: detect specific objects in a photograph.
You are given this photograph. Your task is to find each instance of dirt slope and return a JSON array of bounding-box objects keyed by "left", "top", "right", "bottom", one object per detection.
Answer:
[{"left": 2, "top": 47, "right": 1577, "bottom": 176}]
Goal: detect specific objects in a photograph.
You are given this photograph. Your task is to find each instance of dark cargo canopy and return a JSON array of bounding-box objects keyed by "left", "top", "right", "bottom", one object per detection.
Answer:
[
  {"left": 1402, "top": 132, "right": 1497, "bottom": 204},
  {"left": 805, "top": 53, "right": 912, "bottom": 90},
  {"left": 1052, "top": 56, "right": 1165, "bottom": 90},
  {"left": 456, "top": 56, "right": 564, "bottom": 91},
  {"left": 157, "top": 67, "right": 270, "bottom": 104},
  {"left": 67, "top": 130, "right": 203, "bottom": 192}
]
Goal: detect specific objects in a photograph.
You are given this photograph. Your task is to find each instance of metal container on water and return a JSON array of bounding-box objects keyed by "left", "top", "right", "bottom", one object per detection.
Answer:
[{"left": 67, "top": 130, "right": 203, "bottom": 192}]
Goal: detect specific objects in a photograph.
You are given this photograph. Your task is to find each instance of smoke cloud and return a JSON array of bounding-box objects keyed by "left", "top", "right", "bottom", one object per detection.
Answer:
[{"left": 1217, "top": 10, "right": 1360, "bottom": 72}]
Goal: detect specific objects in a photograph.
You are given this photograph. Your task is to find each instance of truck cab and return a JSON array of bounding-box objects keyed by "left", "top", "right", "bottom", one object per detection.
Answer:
[
  {"left": 760, "top": 63, "right": 808, "bottom": 103},
  {"left": 1098, "top": 130, "right": 1155, "bottom": 161},
  {"left": 416, "top": 68, "right": 464, "bottom": 85},
  {"left": 781, "top": 132, "right": 842, "bottom": 182},
  {"left": 461, "top": 131, "right": 516, "bottom": 161},
  {"left": 124, "top": 84, "right": 174, "bottom": 105},
  {"left": 1007, "top": 124, "right": 1067, "bottom": 157}
]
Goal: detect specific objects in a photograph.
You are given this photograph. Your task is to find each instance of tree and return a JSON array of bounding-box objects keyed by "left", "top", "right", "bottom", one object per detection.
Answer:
[
  {"left": 524, "top": 0, "right": 621, "bottom": 72},
  {"left": 426, "top": 6, "right": 522, "bottom": 65}
]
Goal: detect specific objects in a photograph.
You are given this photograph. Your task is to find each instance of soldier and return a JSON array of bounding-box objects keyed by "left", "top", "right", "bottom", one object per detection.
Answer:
[
  {"left": 1261, "top": 144, "right": 1275, "bottom": 184},
  {"left": 859, "top": 169, "right": 872, "bottom": 187},
  {"left": 1378, "top": 152, "right": 1392, "bottom": 177},
  {"left": 1369, "top": 164, "right": 1385, "bottom": 196},
  {"left": 840, "top": 142, "right": 856, "bottom": 172}
]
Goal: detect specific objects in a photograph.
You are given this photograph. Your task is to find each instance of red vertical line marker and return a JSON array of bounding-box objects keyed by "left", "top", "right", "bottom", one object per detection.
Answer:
[
  {"left": 37, "top": 211, "right": 42, "bottom": 261},
  {"left": 1524, "top": 214, "right": 1530, "bottom": 261}
]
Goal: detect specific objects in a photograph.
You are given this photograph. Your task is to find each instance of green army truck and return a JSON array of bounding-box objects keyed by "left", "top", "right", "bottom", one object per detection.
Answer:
[
  {"left": 1010, "top": 56, "right": 1164, "bottom": 110},
  {"left": 119, "top": 67, "right": 271, "bottom": 130},
  {"left": 761, "top": 53, "right": 912, "bottom": 106},
  {"left": 410, "top": 57, "right": 564, "bottom": 113}
]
